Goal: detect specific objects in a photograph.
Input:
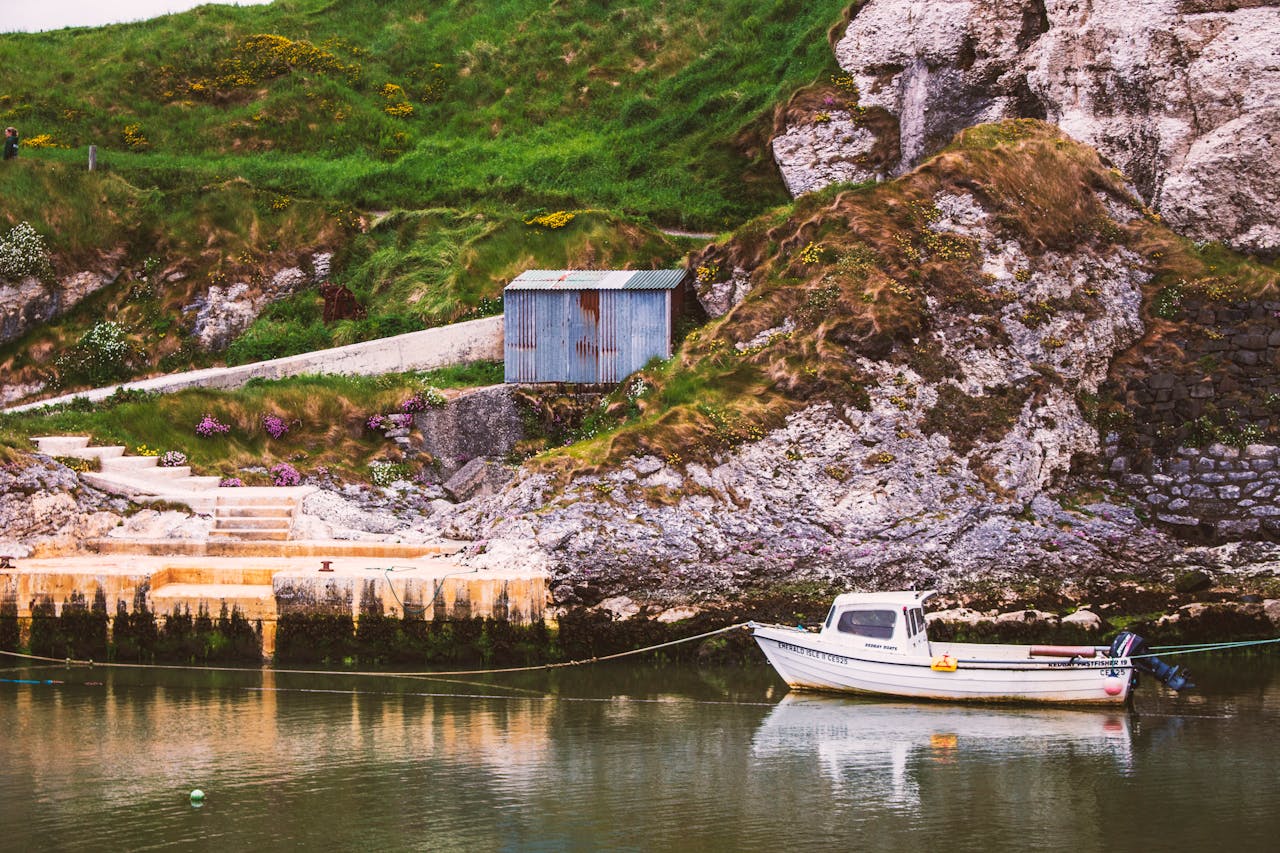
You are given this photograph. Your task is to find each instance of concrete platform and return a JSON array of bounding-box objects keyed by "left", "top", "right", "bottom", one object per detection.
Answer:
[{"left": 87, "top": 538, "right": 467, "bottom": 558}]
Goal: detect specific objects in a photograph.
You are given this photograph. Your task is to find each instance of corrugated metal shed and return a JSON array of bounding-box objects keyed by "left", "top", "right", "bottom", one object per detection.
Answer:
[
  {"left": 505, "top": 269, "right": 686, "bottom": 291},
  {"left": 504, "top": 269, "right": 687, "bottom": 384}
]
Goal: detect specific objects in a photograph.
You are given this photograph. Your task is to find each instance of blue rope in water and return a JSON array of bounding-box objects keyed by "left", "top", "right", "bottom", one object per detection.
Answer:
[{"left": 1140, "top": 637, "right": 1280, "bottom": 658}]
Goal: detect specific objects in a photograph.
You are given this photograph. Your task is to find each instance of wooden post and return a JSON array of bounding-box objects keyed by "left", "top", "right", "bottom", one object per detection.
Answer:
[{"left": 87, "top": 145, "right": 96, "bottom": 171}]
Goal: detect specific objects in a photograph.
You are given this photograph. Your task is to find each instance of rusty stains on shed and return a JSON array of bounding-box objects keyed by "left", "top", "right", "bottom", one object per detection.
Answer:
[{"left": 504, "top": 269, "right": 688, "bottom": 384}]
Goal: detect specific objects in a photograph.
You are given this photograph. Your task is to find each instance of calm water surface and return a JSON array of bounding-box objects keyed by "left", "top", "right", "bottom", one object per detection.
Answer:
[{"left": 2, "top": 656, "right": 1279, "bottom": 851}]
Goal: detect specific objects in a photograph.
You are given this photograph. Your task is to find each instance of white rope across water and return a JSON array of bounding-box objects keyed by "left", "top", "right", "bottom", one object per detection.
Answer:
[{"left": 3, "top": 629, "right": 1275, "bottom": 682}]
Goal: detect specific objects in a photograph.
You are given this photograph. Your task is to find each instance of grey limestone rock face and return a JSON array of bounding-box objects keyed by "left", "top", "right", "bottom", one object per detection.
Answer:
[
  {"left": 443, "top": 457, "right": 515, "bottom": 503},
  {"left": 300, "top": 489, "right": 402, "bottom": 536},
  {"left": 0, "top": 459, "right": 125, "bottom": 557},
  {"left": 440, "top": 189, "right": 1173, "bottom": 605},
  {"left": 0, "top": 270, "right": 112, "bottom": 346},
  {"left": 695, "top": 265, "right": 754, "bottom": 319},
  {"left": 770, "top": 112, "right": 885, "bottom": 196},
  {"left": 187, "top": 282, "right": 259, "bottom": 351},
  {"left": 185, "top": 253, "right": 335, "bottom": 352},
  {"left": 773, "top": 0, "right": 1280, "bottom": 253}
]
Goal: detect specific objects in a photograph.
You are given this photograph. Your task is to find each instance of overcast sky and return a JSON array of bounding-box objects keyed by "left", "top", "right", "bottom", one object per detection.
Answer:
[{"left": 3, "top": 1, "right": 274, "bottom": 33}]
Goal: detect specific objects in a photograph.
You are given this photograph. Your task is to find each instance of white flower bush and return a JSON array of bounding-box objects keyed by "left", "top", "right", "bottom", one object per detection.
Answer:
[
  {"left": 55, "top": 321, "right": 132, "bottom": 386},
  {"left": 0, "top": 221, "right": 52, "bottom": 281}
]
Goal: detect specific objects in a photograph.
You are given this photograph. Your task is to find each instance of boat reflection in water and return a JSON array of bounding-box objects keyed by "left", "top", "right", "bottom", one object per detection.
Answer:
[{"left": 752, "top": 694, "right": 1134, "bottom": 808}]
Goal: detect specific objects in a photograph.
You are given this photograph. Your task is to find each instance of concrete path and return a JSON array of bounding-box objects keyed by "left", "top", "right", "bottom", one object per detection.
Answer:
[{"left": 6, "top": 315, "right": 503, "bottom": 413}]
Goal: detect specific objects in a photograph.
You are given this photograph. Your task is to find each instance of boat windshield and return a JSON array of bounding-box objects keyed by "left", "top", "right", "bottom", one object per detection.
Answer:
[{"left": 835, "top": 609, "right": 897, "bottom": 639}]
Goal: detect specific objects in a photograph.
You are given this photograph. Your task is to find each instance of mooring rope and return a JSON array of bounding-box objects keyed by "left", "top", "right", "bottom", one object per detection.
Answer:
[
  {"left": 1141, "top": 637, "right": 1280, "bottom": 657},
  {"left": 4, "top": 627, "right": 1272, "bottom": 681},
  {"left": 380, "top": 564, "right": 479, "bottom": 617},
  {"left": 0, "top": 622, "right": 752, "bottom": 679}
]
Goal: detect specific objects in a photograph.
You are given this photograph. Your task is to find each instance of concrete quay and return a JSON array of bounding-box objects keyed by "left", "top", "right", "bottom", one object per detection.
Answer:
[{"left": 1, "top": 550, "right": 549, "bottom": 657}]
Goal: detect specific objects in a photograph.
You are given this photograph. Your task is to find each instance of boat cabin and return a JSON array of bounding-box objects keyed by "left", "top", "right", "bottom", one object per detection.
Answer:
[{"left": 817, "top": 590, "right": 936, "bottom": 657}]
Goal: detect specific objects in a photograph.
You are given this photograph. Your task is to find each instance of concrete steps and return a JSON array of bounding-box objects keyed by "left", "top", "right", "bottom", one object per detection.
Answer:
[
  {"left": 147, "top": 569, "right": 278, "bottom": 620},
  {"left": 211, "top": 492, "right": 300, "bottom": 542},
  {"left": 101, "top": 455, "right": 160, "bottom": 473},
  {"left": 34, "top": 435, "right": 313, "bottom": 516},
  {"left": 32, "top": 436, "right": 126, "bottom": 461},
  {"left": 149, "top": 583, "right": 277, "bottom": 620}
]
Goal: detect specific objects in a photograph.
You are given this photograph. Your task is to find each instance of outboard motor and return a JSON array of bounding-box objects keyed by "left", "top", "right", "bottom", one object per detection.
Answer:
[{"left": 1110, "top": 631, "right": 1194, "bottom": 691}]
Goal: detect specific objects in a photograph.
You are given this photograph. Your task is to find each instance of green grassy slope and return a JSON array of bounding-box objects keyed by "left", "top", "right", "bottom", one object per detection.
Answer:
[
  {"left": 0, "top": 0, "right": 850, "bottom": 227},
  {"left": 0, "top": 0, "right": 852, "bottom": 397}
]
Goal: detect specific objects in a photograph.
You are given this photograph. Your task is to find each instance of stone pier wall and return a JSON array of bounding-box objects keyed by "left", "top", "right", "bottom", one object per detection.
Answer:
[
  {"left": 1, "top": 561, "right": 548, "bottom": 659},
  {"left": 1113, "top": 298, "right": 1280, "bottom": 451}
]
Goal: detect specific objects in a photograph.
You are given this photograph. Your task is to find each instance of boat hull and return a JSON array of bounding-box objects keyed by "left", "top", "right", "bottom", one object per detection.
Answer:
[{"left": 752, "top": 624, "right": 1134, "bottom": 706}]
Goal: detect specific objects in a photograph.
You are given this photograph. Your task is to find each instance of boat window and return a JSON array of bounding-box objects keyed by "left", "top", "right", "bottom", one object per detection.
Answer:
[
  {"left": 823, "top": 606, "right": 835, "bottom": 630},
  {"left": 835, "top": 609, "right": 897, "bottom": 639},
  {"left": 908, "top": 608, "right": 926, "bottom": 636}
]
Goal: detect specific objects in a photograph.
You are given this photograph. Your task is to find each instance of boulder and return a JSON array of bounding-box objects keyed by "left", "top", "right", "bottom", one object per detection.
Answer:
[
  {"left": 414, "top": 385, "right": 526, "bottom": 477},
  {"left": 1265, "top": 599, "right": 1280, "bottom": 630},
  {"left": 443, "top": 457, "right": 515, "bottom": 503},
  {"left": 599, "top": 595, "right": 641, "bottom": 620},
  {"left": 0, "top": 459, "right": 125, "bottom": 556},
  {"left": 1061, "top": 609, "right": 1104, "bottom": 631},
  {"left": 1174, "top": 569, "right": 1213, "bottom": 594},
  {"left": 996, "top": 609, "right": 1060, "bottom": 626}
]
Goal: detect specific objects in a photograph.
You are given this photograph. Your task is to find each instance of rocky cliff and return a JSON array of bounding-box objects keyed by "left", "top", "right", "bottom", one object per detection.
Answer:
[
  {"left": 436, "top": 122, "right": 1280, "bottom": 613},
  {"left": 774, "top": 0, "right": 1280, "bottom": 254}
]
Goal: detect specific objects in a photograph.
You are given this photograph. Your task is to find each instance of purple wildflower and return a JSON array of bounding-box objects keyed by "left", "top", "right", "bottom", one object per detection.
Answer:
[
  {"left": 196, "top": 414, "right": 231, "bottom": 437},
  {"left": 400, "top": 393, "right": 427, "bottom": 413},
  {"left": 263, "top": 414, "right": 290, "bottom": 439},
  {"left": 159, "top": 450, "right": 187, "bottom": 468},
  {"left": 270, "top": 462, "right": 301, "bottom": 487}
]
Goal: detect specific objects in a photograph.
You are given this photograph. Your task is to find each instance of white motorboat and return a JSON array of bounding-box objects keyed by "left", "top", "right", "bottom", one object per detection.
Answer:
[{"left": 750, "top": 590, "right": 1191, "bottom": 705}]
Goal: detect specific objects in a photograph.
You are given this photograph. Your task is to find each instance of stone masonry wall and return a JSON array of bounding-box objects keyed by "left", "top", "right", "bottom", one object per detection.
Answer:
[
  {"left": 1105, "top": 298, "right": 1280, "bottom": 540},
  {"left": 1105, "top": 440, "right": 1280, "bottom": 540}
]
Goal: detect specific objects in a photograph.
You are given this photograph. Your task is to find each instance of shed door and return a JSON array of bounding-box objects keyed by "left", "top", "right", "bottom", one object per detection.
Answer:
[
  {"left": 569, "top": 290, "right": 601, "bottom": 383},
  {"left": 597, "top": 290, "right": 625, "bottom": 384}
]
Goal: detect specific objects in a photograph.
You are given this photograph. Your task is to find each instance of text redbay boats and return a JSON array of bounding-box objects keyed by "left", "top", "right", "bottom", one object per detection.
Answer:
[{"left": 749, "top": 590, "right": 1191, "bottom": 705}]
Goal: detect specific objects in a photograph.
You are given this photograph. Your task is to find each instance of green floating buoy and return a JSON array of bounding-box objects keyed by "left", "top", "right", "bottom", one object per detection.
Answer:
[{"left": 189, "top": 789, "right": 205, "bottom": 805}]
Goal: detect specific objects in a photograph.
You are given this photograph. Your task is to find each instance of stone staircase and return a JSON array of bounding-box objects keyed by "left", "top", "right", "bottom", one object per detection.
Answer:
[
  {"left": 34, "top": 435, "right": 221, "bottom": 507},
  {"left": 32, "top": 435, "right": 311, "bottom": 534},
  {"left": 211, "top": 492, "right": 299, "bottom": 542},
  {"left": 147, "top": 565, "right": 278, "bottom": 622}
]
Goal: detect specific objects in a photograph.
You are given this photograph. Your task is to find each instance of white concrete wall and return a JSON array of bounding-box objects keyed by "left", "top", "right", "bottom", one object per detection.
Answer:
[{"left": 6, "top": 316, "right": 504, "bottom": 413}]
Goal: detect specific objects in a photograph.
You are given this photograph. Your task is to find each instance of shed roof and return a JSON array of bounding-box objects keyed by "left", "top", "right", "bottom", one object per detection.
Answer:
[{"left": 504, "top": 269, "right": 686, "bottom": 292}]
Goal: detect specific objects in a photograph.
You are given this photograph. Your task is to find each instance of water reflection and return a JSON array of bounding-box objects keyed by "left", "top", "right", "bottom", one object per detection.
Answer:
[
  {"left": 4, "top": 660, "right": 1280, "bottom": 851},
  {"left": 752, "top": 695, "right": 1135, "bottom": 810}
]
